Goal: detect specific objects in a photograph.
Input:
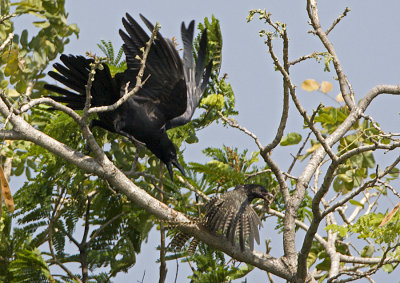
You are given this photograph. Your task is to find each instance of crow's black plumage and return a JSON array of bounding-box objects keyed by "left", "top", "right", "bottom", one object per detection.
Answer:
[
  {"left": 44, "top": 13, "right": 212, "bottom": 179},
  {"left": 168, "top": 184, "right": 272, "bottom": 252}
]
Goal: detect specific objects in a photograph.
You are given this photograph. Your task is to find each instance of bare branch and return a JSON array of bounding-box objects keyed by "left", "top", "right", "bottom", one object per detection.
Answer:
[
  {"left": 176, "top": 175, "right": 209, "bottom": 201},
  {"left": 0, "top": 130, "right": 24, "bottom": 140},
  {"left": 265, "top": 34, "right": 338, "bottom": 162},
  {"left": 289, "top": 51, "right": 319, "bottom": 66},
  {"left": 268, "top": 208, "right": 328, "bottom": 249},
  {"left": 20, "top": 98, "right": 81, "bottom": 122},
  {"left": 378, "top": 180, "right": 400, "bottom": 199},
  {"left": 307, "top": 0, "right": 355, "bottom": 109},
  {"left": 0, "top": 33, "right": 13, "bottom": 52},
  {"left": 264, "top": 28, "right": 290, "bottom": 153},
  {"left": 325, "top": 7, "right": 351, "bottom": 35},
  {"left": 217, "top": 111, "right": 263, "bottom": 150}
]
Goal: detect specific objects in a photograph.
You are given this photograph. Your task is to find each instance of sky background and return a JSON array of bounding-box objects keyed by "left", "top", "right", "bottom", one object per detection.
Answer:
[{"left": 10, "top": 0, "right": 400, "bottom": 282}]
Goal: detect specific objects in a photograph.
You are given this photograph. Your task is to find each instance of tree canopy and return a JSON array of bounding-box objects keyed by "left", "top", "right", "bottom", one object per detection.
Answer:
[{"left": 1, "top": 0, "right": 400, "bottom": 282}]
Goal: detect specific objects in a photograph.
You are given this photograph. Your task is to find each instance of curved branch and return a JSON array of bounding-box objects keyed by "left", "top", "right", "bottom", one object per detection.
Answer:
[
  {"left": 306, "top": 0, "right": 355, "bottom": 109},
  {"left": 264, "top": 29, "right": 290, "bottom": 153},
  {"left": 0, "top": 91, "right": 292, "bottom": 280},
  {"left": 19, "top": 98, "right": 81, "bottom": 123}
]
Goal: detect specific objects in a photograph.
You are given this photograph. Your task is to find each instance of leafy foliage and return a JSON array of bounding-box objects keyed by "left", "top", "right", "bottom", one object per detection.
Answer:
[{"left": 2, "top": 3, "right": 400, "bottom": 282}]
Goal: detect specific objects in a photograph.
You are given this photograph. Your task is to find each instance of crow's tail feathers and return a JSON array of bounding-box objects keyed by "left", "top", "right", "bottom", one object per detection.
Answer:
[
  {"left": 181, "top": 22, "right": 212, "bottom": 96},
  {"left": 44, "top": 54, "right": 121, "bottom": 110}
]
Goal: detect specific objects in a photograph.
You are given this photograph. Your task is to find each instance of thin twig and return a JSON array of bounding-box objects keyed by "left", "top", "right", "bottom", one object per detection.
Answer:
[
  {"left": 0, "top": 33, "right": 13, "bottom": 52},
  {"left": 289, "top": 51, "right": 319, "bottom": 66},
  {"left": 325, "top": 7, "right": 351, "bottom": 35},
  {"left": 159, "top": 163, "right": 167, "bottom": 283},
  {"left": 176, "top": 175, "right": 209, "bottom": 201},
  {"left": 87, "top": 211, "right": 127, "bottom": 245},
  {"left": 217, "top": 111, "right": 263, "bottom": 151}
]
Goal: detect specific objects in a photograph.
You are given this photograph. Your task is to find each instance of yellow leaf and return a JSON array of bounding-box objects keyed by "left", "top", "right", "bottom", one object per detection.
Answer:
[
  {"left": 6, "top": 89, "right": 20, "bottom": 97},
  {"left": 320, "top": 81, "right": 333, "bottom": 93},
  {"left": 306, "top": 143, "right": 321, "bottom": 154},
  {"left": 0, "top": 164, "right": 14, "bottom": 213},
  {"left": 4, "top": 59, "right": 19, "bottom": 76},
  {"left": 336, "top": 93, "right": 344, "bottom": 102},
  {"left": 379, "top": 201, "right": 400, "bottom": 227},
  {"left": 301, "top": 79, "right": 320, "bottom": 92}
]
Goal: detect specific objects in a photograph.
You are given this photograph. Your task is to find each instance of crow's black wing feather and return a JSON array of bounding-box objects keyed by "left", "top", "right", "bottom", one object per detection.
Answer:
[
  {"left": 165, "top": 23, "right": 212, "bottom": 129},
  {"left": 44, "top": 55, "right": 121, "bottom": 110},
  {"left": 119, "top": 13, "right": 186, "bottom": 123}
]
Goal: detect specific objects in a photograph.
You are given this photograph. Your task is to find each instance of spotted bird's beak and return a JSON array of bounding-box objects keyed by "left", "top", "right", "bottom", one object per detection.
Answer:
[{"left": 262, "top": 192, "right": 274, "bottom": 202}]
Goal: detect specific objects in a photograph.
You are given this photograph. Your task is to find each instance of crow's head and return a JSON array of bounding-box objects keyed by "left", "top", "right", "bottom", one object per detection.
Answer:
[
  {"left": 146, "top": 134, "right": 185, "bottom": 180},
  {"left": 243, "top": 184, "right": 273, "bottom": 203}
]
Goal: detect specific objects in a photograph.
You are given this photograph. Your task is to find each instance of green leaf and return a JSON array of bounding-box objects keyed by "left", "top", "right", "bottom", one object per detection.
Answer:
[
  {"left": 349, "top": 199, "right": 364, "bottom": 208},
  {"left": 280, "top": 132, "right": 302, "bottom": 146},
  {"left": 32, "top": 21, "right": 50, "bottom": 28},
  {"left": 361, "top": 245, "right": 375, "bottom": 257},
  {"left": 383, "top": 263, "right": 394, "bottom": 273},
  {"left": 201, "top": 93, "right": 225, "bottom": 109},
  {"left": 20, "top": 29, "right": 28, "bottom": 47},
  {"left": 0, "top": 80, "right": 9, "bottom": 89}
]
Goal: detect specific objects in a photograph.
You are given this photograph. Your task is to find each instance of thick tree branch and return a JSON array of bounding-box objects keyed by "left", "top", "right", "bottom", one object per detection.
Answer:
[{"left": 0, "top": 88, "right": 292, "bottom": 280}]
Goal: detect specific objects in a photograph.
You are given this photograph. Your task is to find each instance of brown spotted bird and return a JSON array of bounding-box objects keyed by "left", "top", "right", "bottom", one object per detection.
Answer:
[
  {"left": 169, "top": 184, "right": 272, "bottom": 252},
  {"left": 204, "top": 184, "right": 272, "bottom": 251}
]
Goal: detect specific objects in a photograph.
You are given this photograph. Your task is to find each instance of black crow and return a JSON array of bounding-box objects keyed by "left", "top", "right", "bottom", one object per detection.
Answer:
[
  {"left": 44, "top": 14, "right": 212, "bottom": 179},
  {"left": 169, "top": 184, "right": 272, "bottom": 252}
]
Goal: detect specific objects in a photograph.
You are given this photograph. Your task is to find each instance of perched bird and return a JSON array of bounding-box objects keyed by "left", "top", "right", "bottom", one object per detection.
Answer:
[
  {"left": 204, "top": 184, "right": 272, "bottom": 251},
  {"left": 44, "top": 13, "right": 212, "bottom": 179},
  {"left": 169, "top": 184, "right": 272, "bottom": 252}
]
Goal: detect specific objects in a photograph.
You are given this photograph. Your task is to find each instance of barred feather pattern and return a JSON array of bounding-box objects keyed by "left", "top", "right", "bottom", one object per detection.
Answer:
[
  {"left": 203, "top": 184, "right": 270, "bottom": 251},
  {"left": 169, "top": 232, "right": 192, "bottom": 251},
  {"left": 166, "top": 185, "right": 270, "bottom": 253},
  {"left": 188, "top": 238, "right": 199, "bottom": 255}
]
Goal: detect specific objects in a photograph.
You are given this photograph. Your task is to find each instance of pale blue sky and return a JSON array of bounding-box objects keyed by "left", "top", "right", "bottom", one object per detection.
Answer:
[{"left": 11, "top": 0, "right": 400, "bottom": 281}]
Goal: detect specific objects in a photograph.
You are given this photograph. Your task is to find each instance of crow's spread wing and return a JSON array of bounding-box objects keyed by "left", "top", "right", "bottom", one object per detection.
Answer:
[
  {"left": 44, "top": 54, "right": 121, "bottom": 109},
  {"left": 165, "top": 21, "right": 212, "bottom": 129},
  {"left": 119, "top": 13, "right": 187, "bottom": 123}
]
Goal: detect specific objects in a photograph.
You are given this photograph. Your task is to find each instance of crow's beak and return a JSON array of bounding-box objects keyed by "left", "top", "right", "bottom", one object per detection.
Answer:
[
  {"left": 172, "top": 159, "right": 186, "bottom": 177},
  {"left": 166, "top": 159, "right": 186, "bottom": 180},
  {"left": 166, "top": 162, "right": 174, "bottom": 180}
]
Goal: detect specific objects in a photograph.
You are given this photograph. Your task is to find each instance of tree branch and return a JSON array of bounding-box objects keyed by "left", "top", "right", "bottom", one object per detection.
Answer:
[
  {"left": 325, "top": 7, "right": 350, "bottom": 35},
  {"left": 307, "top": 0, "right": 355, "bottom": 109}
]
